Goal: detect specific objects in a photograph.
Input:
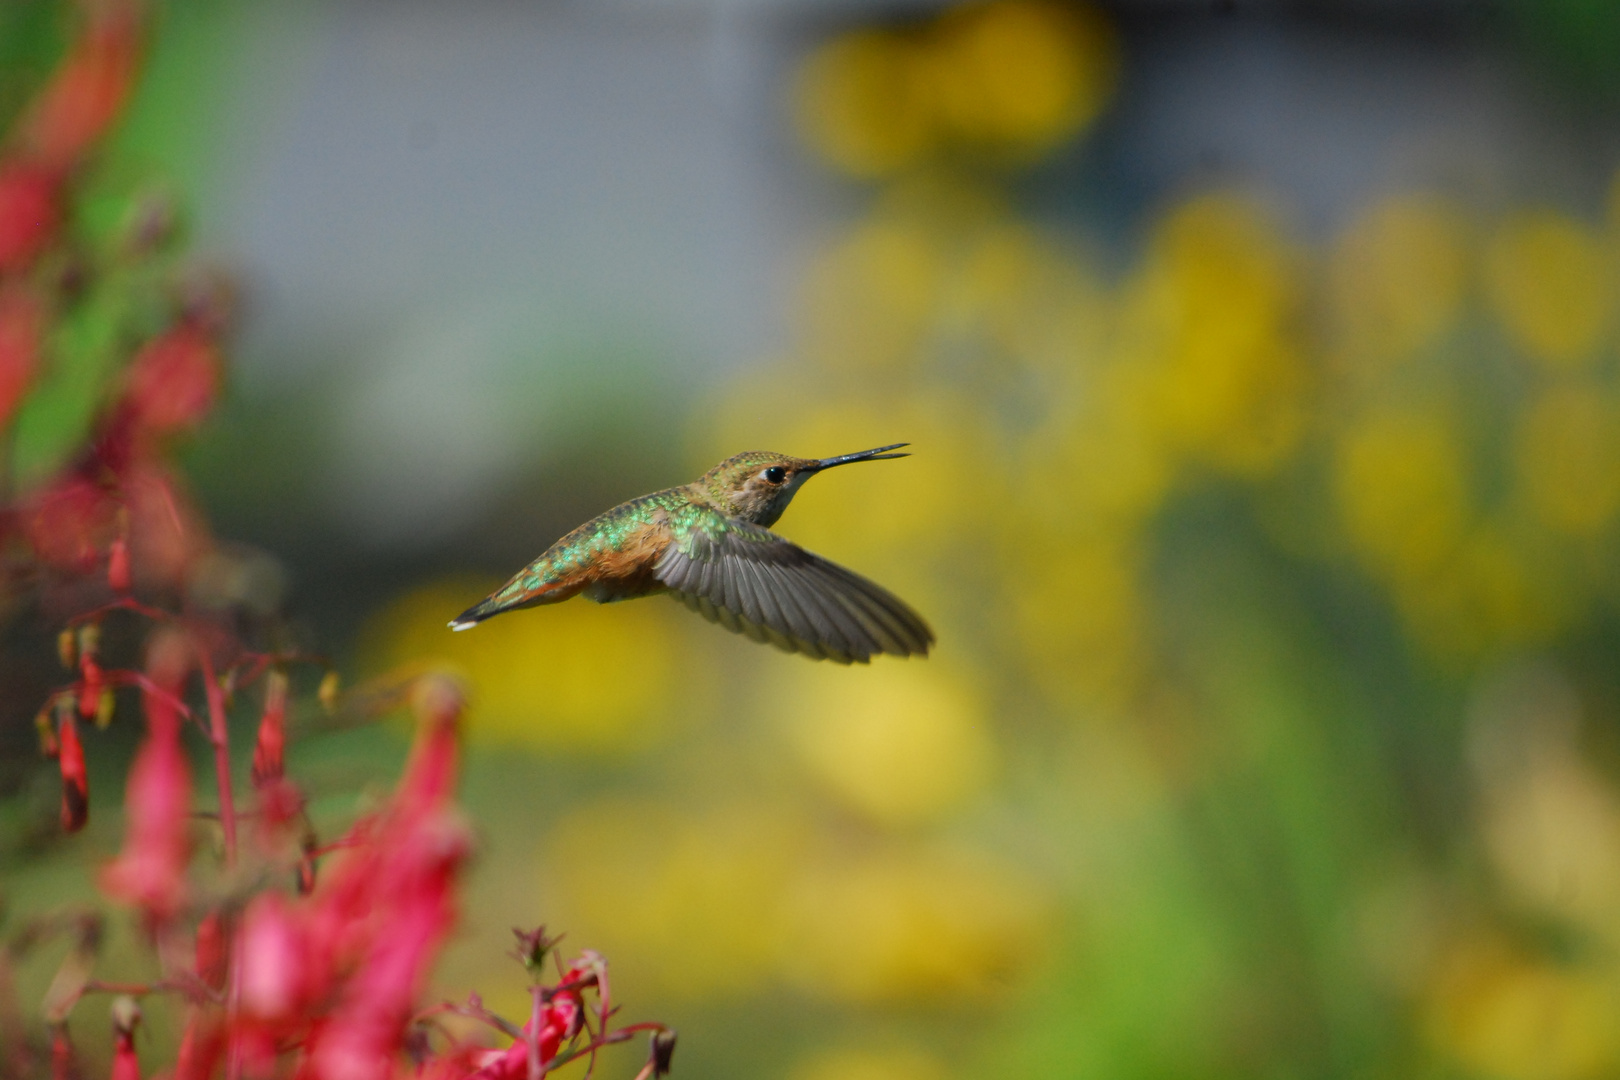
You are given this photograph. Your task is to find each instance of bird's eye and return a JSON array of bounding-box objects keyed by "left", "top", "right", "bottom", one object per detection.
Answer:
[{"left": 763, "top": 466, "right": 787, "bottom": 484}]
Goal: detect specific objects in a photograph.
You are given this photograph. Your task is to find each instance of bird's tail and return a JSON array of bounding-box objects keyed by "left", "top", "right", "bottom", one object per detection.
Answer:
[{"left": 447, "top": 597, "right": 502, "bottom": 631}]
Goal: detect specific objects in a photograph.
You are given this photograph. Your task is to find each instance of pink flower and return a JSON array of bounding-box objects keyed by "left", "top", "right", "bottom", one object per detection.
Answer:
[
  {"left": 0, "top": 165, "right": 58, "bottom": 270},
  {"left": 252, "top": 670, "right": 289, "bottom": 787},
  {"left": 100, "top": 635, "right": 194, "bottom": 921},
  {"left": 18, "top": 8, "right": 143, "bottom": 171},
  {"left": 0, "top": 287, "right": 41, "bottom": 428},
  {"left": 123, "top": 327, "right": 219, "bottom": 436},
  {"left": 58, "top": 713, "right": 87, "bottom": 832},
  {"left": 239, "top": 893, "right": 310, "bottom": 1025}
]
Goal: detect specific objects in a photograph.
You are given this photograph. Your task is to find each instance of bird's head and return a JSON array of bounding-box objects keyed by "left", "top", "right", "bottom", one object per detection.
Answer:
[{"left": 700, "top": 443, "right": 910, "bottom": 526}]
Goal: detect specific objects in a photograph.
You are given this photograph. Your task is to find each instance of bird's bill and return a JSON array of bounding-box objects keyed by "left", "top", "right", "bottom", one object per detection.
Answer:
[{"left": 812, "top": 443, "right": 910, "bottom": 470}]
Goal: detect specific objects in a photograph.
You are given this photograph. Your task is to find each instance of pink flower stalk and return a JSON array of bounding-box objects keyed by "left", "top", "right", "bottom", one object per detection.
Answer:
[
  {"left": 99, "top": 638, "right": 193, "bottom": 922},
  {"left": 304, "top": 814, "right": 471, "bottom": 1080},
  {"left": 466, "top": 967, "right": 588, "bottom": 1079},
  {"left": 299, "top": 676, "right": 469, "bottom": 1080}
]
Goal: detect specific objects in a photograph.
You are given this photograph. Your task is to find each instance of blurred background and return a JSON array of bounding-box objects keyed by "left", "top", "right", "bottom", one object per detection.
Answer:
[{"left": 10, "top": 0, "right": 1620, "bottom": 1076}]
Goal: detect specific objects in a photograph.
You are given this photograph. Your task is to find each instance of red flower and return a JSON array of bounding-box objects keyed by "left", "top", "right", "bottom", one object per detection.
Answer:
[
  {"left": 0, "top": 165, "right": 59, "bottom": 270},
  {"left": 252, "top": 669, "right": 289, "bottom": 786},
  {"left": 239, "top": 892, "right": 311, "bottom": 1026},
  {"left": 25, "top": 477, "right": 115, "bottom": 572},
  {"left": 123, "top": 327, "right": 220, "bottom": 436},
  {"left": 18, "top": 10, "right": 143, "bottom": 170},
  {"left": 99, "top": 646, "right": 193, "bottom": 921},
  {"left": 58, "top": 712, "right": 87, "bottom": 832},
  {"left": 0, "top": 287, "right": 42, "bottom": 427}
]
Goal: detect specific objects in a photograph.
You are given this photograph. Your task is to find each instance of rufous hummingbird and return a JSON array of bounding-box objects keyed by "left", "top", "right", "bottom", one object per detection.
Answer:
[{"left": 449, "top": 444, "right": 933, "bottom": 663}]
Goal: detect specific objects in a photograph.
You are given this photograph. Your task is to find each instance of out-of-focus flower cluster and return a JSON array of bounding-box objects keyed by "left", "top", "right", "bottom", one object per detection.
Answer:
[
  {"left": 0, "top": 5, "right": 670, "bottom": 1079},
  {"left": 370, "top": 2, "right": 1620, "bottom": 1078}
]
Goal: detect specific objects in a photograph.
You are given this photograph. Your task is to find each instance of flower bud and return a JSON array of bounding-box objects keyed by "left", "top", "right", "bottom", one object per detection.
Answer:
[
  {"left": 94, "top": 687, "right": 115, "bottom": 730},
  {"left": 36, "top": 706, "right": 58, "bottom": 757},
  {"left": 111, "top": 995, "right": 141, "bottom": 1080},
  {"left": 57, "top": 627, "right": 76, "bottom": 669},
  {"left": 251, "top": 669, "right": 288, "bottom": 786},
  {"left": 195, "top": 911, "right": 229, "bottom": 992},
  {"left": 649, "top": 1029, "right": 677, "bottom": 1077},
  {"left": 318, "top": 670, "right": 340, "bottom": 713},
  {"left": 78, "top": 654, "right": 102, "bottom": 720},
  {"left": 107, "top": 535, "right": 131, "bottom": 592},
  {"left": 58, "top": 712, "right": 87, "bottom": 832}
]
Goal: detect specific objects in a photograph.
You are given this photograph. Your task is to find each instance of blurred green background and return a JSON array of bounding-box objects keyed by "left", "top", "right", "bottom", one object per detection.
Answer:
[{"left": 12, "top": 0, "right": 1620, "bottom": 1077}]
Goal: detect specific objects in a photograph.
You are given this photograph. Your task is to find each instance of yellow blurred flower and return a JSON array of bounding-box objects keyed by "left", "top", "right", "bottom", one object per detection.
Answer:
[
  {"left": 781, "top": 845, "right": 1049, "bottom": 1002},
  {"left": 778, "top": 661, "right": 993, "bottom": 826},
  {"left": 957, "top": 221, "right": 1108, "bottom": 367},
  {"left": 789, "top": 1046, "right": 948, "bottom": 1080},
  {"left": 1329, "top": 194, "right": 1470, "bottom": 368},
  {"left": 795, "top": 29, "right": 937, "bottom": 177},
  {"left": 928, "top": 0, "right": 1118, "bottom": 158},
  {"left": 543, "top": 799, "right": 812, "bottom": 999},
  {"left": 794, "top": 1, "right": 1116, "bottom": 176},
  {"left": 1335, "top": 408, "right": 1471, "bottom": 581},
  {"left": 1005, "top": 531, "right": 1146, "bottom": 707},
  {"left": 1485, "top": 209, "right": 1612, "bottom": 371},
  {"left": 1394, "top": 519, "right": 1573, "bottom": 661},
  {"left": 1025, "top": 363, "right": 1173, "bottom": 531},
  {"left": 800, "top": 217, "right": 945, "bottom": 373},
  {"left": 1472, "top": 684, "right": 1620, "bottom": 941},
  {"left": 1126, "top": 194, "right": 1308, "bottom": 476},
  {"left": 1427, "top": 939, "right": 1619, "bottom": 1080},
  {"left": 360, "top": 577, "right": 677, "bottom": 751},
  {"left": 1517, "top": 381, "right": 1620, "bottom": 537}
]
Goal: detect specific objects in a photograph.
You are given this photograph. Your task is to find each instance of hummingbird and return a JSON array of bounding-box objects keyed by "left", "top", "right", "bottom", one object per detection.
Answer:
[{"left": 449, "top": 444, "right": 933, "bottom": 663}]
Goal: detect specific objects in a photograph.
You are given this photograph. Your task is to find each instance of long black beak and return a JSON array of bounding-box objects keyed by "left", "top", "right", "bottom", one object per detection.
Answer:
[{"left": 812, "top": 443, "right": 910, "bottom": 471}]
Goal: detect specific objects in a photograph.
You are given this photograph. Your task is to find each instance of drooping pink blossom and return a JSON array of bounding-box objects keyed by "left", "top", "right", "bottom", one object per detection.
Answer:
[
  {"left": 58, "top": 713, "right": 87, "bottom": 833},
  {"left": 99, "top": 639, "right": 193, "bottom": 921}
]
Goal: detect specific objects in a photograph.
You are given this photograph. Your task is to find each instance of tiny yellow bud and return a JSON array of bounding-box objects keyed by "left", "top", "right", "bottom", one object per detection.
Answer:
[
  {"left": 56, "top": 628, "right": 76, "bottom": 670},
  {"left": 94, "top": 688, "right": 115, "bottom": 730},
  {"left": 318, "top": 670, "right": 341, "bottom": 713}
]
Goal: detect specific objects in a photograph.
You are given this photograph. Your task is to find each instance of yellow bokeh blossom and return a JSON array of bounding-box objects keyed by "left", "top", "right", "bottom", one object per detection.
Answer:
[
  {"left": 1485, "top": 209, "right": 1612, "bottom": 371},
  {"left": 1126, "top": 193, "right": 1309, "bottom": 476},
  {"left": 360, "top": 577, "right": 677, "bottom": 751},
  {"left": 1516, "top": 381, "right": 1620, "bottom": 537},
  {"left": 781, "top": 845, "right": 1049, "bottom": 1002},
  {"left": 1329, "top": 194, "right": 1470, "bottom": 369},
  {"left": 1335, "top": 408, "right": 1471, "bottom": 581},
  {"left": 1394, "top": 519, "right": 1573, "bottom": 662},
  {"left": 928, "top": 0, "right": 1118, "bottom": 158},
  {"left": 800, "top": 216, "right": 945, "bottom": 372},
  {"left": 957, "top": 221, "right": 1108, "bottom": 367},
  {"left": 1428, "top": 939, "right": 1620, "bottom": 1080},
  {"left": 795, "top": 29, "right": 936, "bottom": 177},
  {"left": 543, "top": 799, "right": 812, "bottom": 999},
  {"left": 778, "top": 660, "right": 993, "bottom": 826},
  {"left": 1005, "top": 531, "right": 1146, "bottom": 707},
  {"left": 789, "top": 1046, "right": 948, "bottom": 1080}
]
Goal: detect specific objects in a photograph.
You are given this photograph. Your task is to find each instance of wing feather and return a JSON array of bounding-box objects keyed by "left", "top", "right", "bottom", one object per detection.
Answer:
[{"left": 653, "top": 517, "right": 933, "bottom": 663}]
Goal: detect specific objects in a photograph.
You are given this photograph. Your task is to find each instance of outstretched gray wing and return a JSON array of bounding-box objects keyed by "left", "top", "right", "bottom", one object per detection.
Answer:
[{"left": 652, "top": 519, "right": 933, "bottom": 663}]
